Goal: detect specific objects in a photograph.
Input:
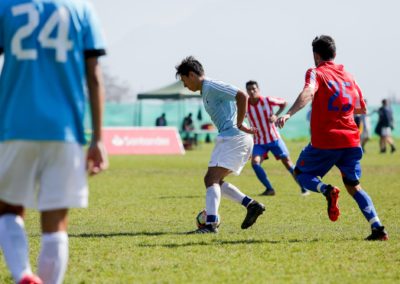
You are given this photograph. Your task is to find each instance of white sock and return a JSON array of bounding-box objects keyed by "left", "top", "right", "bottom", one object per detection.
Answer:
[
  {"left": 38, "top": 231, "right": 69, "bottom": 284},
  {"left": 0, "top": 214, "right": 32, "bottom": 282},
  {"left": 221, "top": 182, "right": 246, "bottom": 204},
  {"left": 205, "top": 184, "right": 221, "bottom": 224}
]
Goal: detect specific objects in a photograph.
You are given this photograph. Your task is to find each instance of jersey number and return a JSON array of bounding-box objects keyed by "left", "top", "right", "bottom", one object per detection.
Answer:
[
  {"left": 11, "top": 3, "right": 73, "bottom": 63},
  {"left": 327, "top": 80, "right": 352, "bottom": 112}
]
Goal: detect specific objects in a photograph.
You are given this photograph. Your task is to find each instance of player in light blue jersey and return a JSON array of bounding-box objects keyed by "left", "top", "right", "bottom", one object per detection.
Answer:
[
  {"left": 0, "top": 1, "right": 108, "bottom": 283},
  {"left": 176, "top": 56, "right": 265, "bottom": 234}
]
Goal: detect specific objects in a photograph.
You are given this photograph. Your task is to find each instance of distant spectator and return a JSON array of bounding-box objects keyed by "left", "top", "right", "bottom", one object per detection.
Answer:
[
  {"left": 182, "top": 113, "right": 197, "bottom": 147},
  {"left": 155, "top": 113, "right": 167, "bottom": 126},
  {"left": 374, "top": 99, "right": 396, "bottom": 153},
  {"left": 182, "top": 113, "right": 194, "bottom": 132}
]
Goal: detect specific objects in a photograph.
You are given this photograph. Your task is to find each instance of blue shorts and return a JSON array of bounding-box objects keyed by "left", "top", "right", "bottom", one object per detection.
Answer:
[
  {"left": 296, "top": 144, "right": 362, "bottom": 181},
  {"left": 253, "top": 139, "right": 289, "bottom": 160}
]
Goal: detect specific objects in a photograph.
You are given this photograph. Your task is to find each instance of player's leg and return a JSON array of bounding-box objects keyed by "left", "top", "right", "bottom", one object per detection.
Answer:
[
  {"left": 0, "top": 202, "right": 41, "bottom": 284},
  {"left": 272, "top": 139, "right": 309, "bottom": 195},
  {"left": 338, "top": 148, "right": 388, "bottom": 240},
  {"left": 379, "top": 134, "right": 386, "bottom": 153},
  {"left": 0, "top": 142, "right": 42, "bottom": 283},
  {"left": 202, "top": 166, "right": 230, "bottom": 232},
  {"left": 36, "top": 142, "right": 88, "bottom": 278},
  {"left": 214, "top": 134, "right": 265, "bottom": 229},
  {"left": 220, "top": 181, "right": 253, "bottom": 207},
  {"left": 251, "top": 145, "right": 274, "bottom": 195},
  {"left": 38, "top": 209, "right": 69, "bottom": 283},
  {"left": 294, "top": 144, "right": 340, "bottom": 221}
]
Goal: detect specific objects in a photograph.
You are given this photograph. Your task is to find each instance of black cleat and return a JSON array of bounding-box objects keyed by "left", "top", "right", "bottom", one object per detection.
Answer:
[
  {"left": 366, "top": 226, "right": 388, "bottom": 241},
  {"left": 241, "top": 201, "right": 265, "bottom": 229},
  {"left": 187, "top": 224, "right": 218, "bottom": 234},
  {"left": 261, "top": 188, "right": 276, "bottom": 196}
]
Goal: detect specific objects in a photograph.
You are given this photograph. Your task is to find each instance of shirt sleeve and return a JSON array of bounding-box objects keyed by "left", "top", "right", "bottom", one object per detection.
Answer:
[
  {"left": 267, "top": 96, "right": 285, "bottom": 106},
  {"left": 304, "top": 68, "right": 318, "bottom": 92},
  {"left": 82, "top": 2, "right": 106, "bottom": 57}
]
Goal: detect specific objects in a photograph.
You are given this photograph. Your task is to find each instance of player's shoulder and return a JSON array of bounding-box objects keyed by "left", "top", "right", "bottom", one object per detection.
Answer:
[{"left": 203, "top": 78, "right": 238, "bottom": 94}]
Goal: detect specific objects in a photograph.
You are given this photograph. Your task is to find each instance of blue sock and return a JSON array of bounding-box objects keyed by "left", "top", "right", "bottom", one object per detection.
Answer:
[
  {"left": 296, "top": 173, "right": 328, "bottom": 194},
  {"left": 287, "top": 166, "right": 294, "bottom": 175},
  {"left": 252, "top": 163, "right": 273, "bottom": 190},
  {"left": 353, "top": 190, "right": 382, "bottom": 229},
  {"left": 206, "top": 215, "right": 218, "bottom": 223},
  {"left": 241, "top": 196, "right": 252, "bottom": 207}
]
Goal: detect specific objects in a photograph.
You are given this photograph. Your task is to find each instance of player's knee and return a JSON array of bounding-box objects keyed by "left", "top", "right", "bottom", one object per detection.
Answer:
[
  {"left": 293, "top": 167, "right": 302, "bottom": 178},
  {"left": 342, "top": 177, "right": 360, "bottom": 186}
]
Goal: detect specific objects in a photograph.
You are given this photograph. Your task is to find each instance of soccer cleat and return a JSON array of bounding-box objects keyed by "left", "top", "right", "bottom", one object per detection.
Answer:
[
  {"left": 391, "top": 145, "right": 396, "bottom": 153},
  {"left": 187, "top": 224, "right": 218, "bottom": 234},
  {"left": 261, "top": 188, "right": 276, "bottom": 196},
  {"left": 18, "top": 274, "right": 43, "bottom": 284},
  {"left": 241, "top": 201, "right": 266, "bottom": 229},
  {"left": 366, "top": 226, "right": 389, "bottom": 241},
  {"left": 324, "top": 185, "right": 340, "bottom": 222}
]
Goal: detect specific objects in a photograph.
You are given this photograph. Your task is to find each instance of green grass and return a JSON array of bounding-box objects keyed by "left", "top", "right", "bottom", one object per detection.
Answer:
[{"left": 1, "top": 140, "right": 399, "bottom": 283}]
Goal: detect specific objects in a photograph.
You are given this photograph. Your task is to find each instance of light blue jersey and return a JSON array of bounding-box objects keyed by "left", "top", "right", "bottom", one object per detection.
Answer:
[
  {"left": 201, "top": 78, "right": 243, "bottom": 137},
  {"left": 0, "top": 0, "right": 106, "bottom": 144}
]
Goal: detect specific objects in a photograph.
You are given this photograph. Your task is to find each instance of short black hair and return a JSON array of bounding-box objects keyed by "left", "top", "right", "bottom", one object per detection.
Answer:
[
  {"left": 246, "top": 80, "right": 258, "bottom": 88},
  {"left": 175, "top": 56, "right": 205, "bottom": 78},
  {"left": 312, "top": 35, "right": 336, "bottom": 60}
]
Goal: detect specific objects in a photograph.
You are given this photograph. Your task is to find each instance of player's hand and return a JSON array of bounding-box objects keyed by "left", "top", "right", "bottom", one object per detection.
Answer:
[
  {"left": 239, "top": 124, "right": 258, "bottom": 135},
  {"left": 276, "top": 114, "right": 291, "bottom": 128},
  {"left": 86, "top": 141, "right": 109, "bottom": 176},
  {"left": 269, "top": 114, "right": 277, "bottom": 123}
]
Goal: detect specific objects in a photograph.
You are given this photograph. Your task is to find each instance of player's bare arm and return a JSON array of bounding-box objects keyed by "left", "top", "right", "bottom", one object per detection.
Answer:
[
  {"left": 353, "top": 83, "right": 367, "bottom": 115},
  {"left": 86, "top": 57, "right": 109, "bottom": 175},
  {"left": 236, "top": 90, "right": 257, "bottom": 134},
  {"left": 276, "top": 87, "right": 314, "bottom": 128},
  {"left": 270, "top": 101, "right": 287, "bottom": 123}
]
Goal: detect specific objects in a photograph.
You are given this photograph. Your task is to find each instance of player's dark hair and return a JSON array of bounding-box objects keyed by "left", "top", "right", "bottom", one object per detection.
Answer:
[
  {"left": 175, "top": 56, "right": 204, "bottom": 78},
  {"left": 246, "top": 80, "right": 259, "bottom": 88},
  {"left": 312, "top": 35, "right": 336, "bottom": 60}
]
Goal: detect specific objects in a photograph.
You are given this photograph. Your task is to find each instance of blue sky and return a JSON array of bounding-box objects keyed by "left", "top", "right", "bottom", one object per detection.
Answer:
[{"left": 93, "top": 0, "right": 400, "bottom": 105}]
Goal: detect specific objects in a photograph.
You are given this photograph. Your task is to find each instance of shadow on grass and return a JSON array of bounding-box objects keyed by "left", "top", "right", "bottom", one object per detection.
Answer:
[
  {"left": 158, "top": 195, "right": 202, "bottom": 199},
  {"left": 138, "top": 238, "right": 321, "bottom": 248},
  {"left": 69, "top": 231, "right": 184, "bottom": 238}
]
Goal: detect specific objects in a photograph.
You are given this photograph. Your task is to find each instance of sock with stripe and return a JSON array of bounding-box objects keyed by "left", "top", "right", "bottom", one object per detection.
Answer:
[
  {"left": 252, "top": 163, "right": 273, "bottom": 190},
  {"left": 353, "top": 190, "right": 382, "bottom": 229},
  {"left": 296, "top": 173, "right": 328, "bottom": 194},
  {"left": 221, "top": 182, "right": 252, "bottom": 207},
  {"left": 205, "top": 184, "right": 221, "bottom": 224},
  {"left": 0, "top": 214, "right": 32, "bottom": 283}
]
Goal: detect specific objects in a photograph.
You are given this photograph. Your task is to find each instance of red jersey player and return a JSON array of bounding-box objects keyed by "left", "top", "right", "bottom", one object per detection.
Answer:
[
  {"left": 276, "top": 35, "right": 388, "bottom": 241},
  {"left": 246, "top": 81, "right": 308, "bottom": 196}
]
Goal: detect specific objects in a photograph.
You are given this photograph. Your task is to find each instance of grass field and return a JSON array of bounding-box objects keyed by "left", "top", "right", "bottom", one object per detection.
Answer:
[{"left": 1, "top": 139, "right": 399, "bottom": 283}]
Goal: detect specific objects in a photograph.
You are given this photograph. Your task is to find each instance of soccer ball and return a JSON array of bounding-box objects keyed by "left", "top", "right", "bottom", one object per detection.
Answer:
[{"left": 195, "top": 209, "right": 221, "bottom": 228}]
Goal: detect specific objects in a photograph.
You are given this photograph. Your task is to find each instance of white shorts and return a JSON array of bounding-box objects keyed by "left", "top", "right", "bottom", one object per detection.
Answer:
[
  {"left": 0, "top": 141, "right": 88, "bottom": 211},
  {"left": 209, "top": 134, "right": 253, "bottom": 175},
  {"left": 381, "top": 127, "right": 392, "bottom": 137}
]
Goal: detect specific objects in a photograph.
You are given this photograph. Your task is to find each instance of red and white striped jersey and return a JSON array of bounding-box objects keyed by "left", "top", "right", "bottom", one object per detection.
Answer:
[{"left": 247, "top": 96, "right": 285, "bottom": 145}]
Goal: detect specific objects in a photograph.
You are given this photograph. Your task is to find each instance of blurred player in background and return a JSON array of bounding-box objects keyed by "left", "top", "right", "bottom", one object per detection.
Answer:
[
  {"left": 374, "top": 99, "right": 396, "bottom": 153},
  {"left": 276, "top": 35, "right": 388, "bottom": 241},
  {"left": 246, "top": 80, "right": 309, "bottom": 196},
  {"left": 176, "top": 56, "right": 265, "bottom": 234},
  {"left": 0, "top": 0, "right": 108, "bottom": 283}
]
